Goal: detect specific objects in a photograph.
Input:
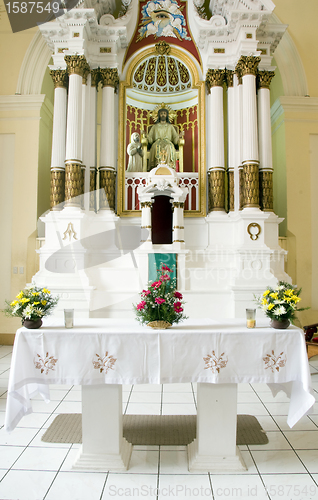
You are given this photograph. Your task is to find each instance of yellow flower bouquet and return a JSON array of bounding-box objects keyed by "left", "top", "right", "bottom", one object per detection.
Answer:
[
  {"left": 5, "top": 285, "right": 59, "bottom": 327},
  {"left": 255, "top": 281, "right": 307, "bottom": 326}
]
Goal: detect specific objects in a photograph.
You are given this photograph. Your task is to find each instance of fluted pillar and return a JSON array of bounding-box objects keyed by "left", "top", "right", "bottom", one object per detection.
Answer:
[
  {"left": 64, "top": 55, "right": 89, "bottom": 207},
  {"left": 172, "top": 202, "right": 185, "bottom": 243},
  {"left": 89, "top": 69, "right": 99, "bottom": 212},
  {"left": 49, "top": 69, "right": 68, "bottom": 210},
  {"left": 226, "top": 70, "right": 235, "bottom": 212},
  {"left": 140, "top": 201, "right": 152, "bottom": 243},
  {"left": 99, "top": 68, "right": 119, "bottom": 211},
  {"left": 81, "top": 66, "right": 90, "bottom": 210},
  {"left": 258, "top": 70, "right": 275, "bottom": 211},
  {"left": 236, "top": 56, "right": 261, "bottom": 209},
  {"left": 206, "top": 69, "right": 226, "bottom": 212}
]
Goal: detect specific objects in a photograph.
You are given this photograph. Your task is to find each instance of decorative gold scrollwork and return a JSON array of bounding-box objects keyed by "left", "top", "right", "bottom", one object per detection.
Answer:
[
  {"left": 247, "top": 223, "right": 261, "bottom": 241},
  {"left": 155, "top": 40, "right": 171, "bottom": 55}
]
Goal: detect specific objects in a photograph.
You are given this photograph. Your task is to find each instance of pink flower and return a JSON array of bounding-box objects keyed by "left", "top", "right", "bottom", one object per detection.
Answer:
[
  {"left": 155, "top": 297, "right": 165, "bottom": 305},
  {"left": 151, "top": 281, "right": 162, "bottom": 289},
  {"left": 161, "top": 265, "right": 172, "bottom": 272},
  {"left": 137, "top": 301, "right": 146, "bottom": 310},
  {"left": 160, "top": 274, "right": 170, "bottom": 281},
  {"left": 174, "top": 291, "right": 183, "bottom": 299},
  {"left": 142, "top": 290, "right": 151, "bottom": 296},
  {"left": 174, "top": 301, "right": 183, "bottom": 313}
]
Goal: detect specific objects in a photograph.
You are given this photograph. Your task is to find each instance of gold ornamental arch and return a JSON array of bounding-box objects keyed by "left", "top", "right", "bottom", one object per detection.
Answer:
[{"left": 117, "top": 42, "right": 206, "bottom": 217}]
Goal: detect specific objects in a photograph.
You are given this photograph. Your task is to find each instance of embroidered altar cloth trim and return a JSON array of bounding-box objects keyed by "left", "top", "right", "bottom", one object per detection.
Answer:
[{"left": 5, "top": 318, "right": 314, "bottom": 431}]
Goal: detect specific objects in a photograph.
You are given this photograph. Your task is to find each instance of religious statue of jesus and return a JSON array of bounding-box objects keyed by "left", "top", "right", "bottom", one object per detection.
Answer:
[{"left": 146, "top": 108, "right": 181, "bottom": 170}]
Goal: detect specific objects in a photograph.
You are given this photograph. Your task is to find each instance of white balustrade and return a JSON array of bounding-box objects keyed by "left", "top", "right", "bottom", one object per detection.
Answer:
[{"left": 125, "top": 172, "right": 199, "bottom": 211}]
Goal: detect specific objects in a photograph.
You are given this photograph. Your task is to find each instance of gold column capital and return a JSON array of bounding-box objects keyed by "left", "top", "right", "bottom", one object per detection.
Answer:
[
  {"left": 236, "top": 56, "right": 261, "bottom": 78},
  {"left": 100, "top": 68, "right": 119, "bottom": 89},
  {"left": 50, "top": 69, "right": 68, "bottom": 89},
  {"left": 257, "top": 70, "right": 275, "bottom": 89},
  {"left": 140, "top": 201, "right": 153, "bottom": 209},
  {"left": 64, "top": 55, "right": 90, "bottom": 78},
  {"left": 91, "top": 69, "right": 100, "bottom": 87},
  {"left": 225, "top": 70, "right": 234, "bottom": 88},
  {"left": 206, "top": 69, "right": 226, "bottom": 93}
]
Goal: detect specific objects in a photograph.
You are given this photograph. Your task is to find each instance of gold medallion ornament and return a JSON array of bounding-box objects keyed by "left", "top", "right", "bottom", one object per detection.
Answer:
[
  {"left": 206, "top": 69, "right": 226, "bottom": 92},
  {"left": 50, "top": 69, "right": 68, "bottom": 89},
  {"left": 247, "top": 222, "right": 261, "bottom": 241},
  {"left": 155, "top": 40, "right": 171, "bottom": 55},
  {"left": 64, "top": 55, "right": 90, "bottom": 78}
]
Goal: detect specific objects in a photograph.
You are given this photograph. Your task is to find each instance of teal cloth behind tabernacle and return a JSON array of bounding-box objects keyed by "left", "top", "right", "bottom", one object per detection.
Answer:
[{"left": 148, "top": 253, "right": 177, "bottom": 286}]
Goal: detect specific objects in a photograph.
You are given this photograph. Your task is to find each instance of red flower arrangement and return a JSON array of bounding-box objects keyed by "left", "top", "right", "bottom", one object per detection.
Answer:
[{"left": 134, "top": 263, "right": 187, "bottom": 326}]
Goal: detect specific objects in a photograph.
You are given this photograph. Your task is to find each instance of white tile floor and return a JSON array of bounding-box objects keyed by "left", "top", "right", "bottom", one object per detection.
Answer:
[{"left": 0, "top": 344, "right": 318, "bottom": 500}]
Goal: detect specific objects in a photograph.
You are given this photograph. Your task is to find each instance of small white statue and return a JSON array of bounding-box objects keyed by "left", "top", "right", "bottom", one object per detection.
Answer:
[{"left": 127, "top": 132, "right": 143, "bottom": 172}]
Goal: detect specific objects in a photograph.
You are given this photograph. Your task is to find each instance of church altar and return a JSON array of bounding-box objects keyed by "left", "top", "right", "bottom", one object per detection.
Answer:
[
  {"left": 5, "top": 318, "right": 314, "bottom": 472},
  {"left": 32, "top": 0, "right": 291, "bottom": 321}
]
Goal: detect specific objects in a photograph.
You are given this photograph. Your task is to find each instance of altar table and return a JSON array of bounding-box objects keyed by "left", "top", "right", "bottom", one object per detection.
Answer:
[{"left": 5, "top": 318, "right": 315, "bottom": 472}]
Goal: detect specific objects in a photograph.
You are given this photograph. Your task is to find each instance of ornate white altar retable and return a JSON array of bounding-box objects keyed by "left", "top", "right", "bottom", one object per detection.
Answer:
[{"left": 33, "top": 0, "right": 290, "bottom": 321}]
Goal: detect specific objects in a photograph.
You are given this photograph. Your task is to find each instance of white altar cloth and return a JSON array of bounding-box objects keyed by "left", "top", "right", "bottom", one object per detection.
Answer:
[{"left": 5, "top": 318, "right": 314, "bottom": 433}]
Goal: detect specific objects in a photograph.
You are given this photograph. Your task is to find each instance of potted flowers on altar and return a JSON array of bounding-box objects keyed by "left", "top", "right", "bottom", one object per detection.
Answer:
[
  {"left": 255, "top": 281, "right": 308, "bottom": 329},
  {"left": 134, "top": 263, "right": 187, "bottom": 329},
  {"left": 4, "top": 285, "right": 59, "bottom": 329}
]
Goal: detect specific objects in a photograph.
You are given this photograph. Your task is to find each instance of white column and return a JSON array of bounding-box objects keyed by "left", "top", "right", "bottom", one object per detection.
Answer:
[
  {"left": 73, "top": 385, "right": 132, "bottom": 470},
  {"left": 209, "top": 86, "right": 224, "bottom": 170},
  {"left": 234, "top": 74, "right": 243, "bottom": 211},
  {"left": 64, "top": 55, "right": 88, "bottom": 208},
  {"left": 49, "top": 69, "right": 68, "bottom": 210},
  {"left": 206, "top": 69, "right": 226, "bottom": 212},
  {"left": 242, "top": 74, "right": 259, "bottom": 164},
  {"left": 65, "top": 73, "right": 82, "bottom": 163},
  {"left": 172, "top": 202, "right": 185, "bottom": 243},
  {"left": 258, "top": 70, "right": 275, "bottom": 211},
  {"left": 89, "top": 70, "right": 98, "bottom": 211},
  {"left": 141, "top": 200, "right": 152, "bottom": 243},
  {"left": 227, "top": 70, "right": 235, "bottom": 212},
  {"left": 237, "top": 56, "right": 260, "bottom": 209},
  {"left": 51, "top": 86, "right": 67, "bottom": 170},
  {"left": 100, "top": 86, "right": 115, "bottom": 168},
  {"left": 99, "top": 68, "right": 119, "bottom": 211},
  {"left": 188, "top": 383, "right": 246, "bottom": 472}
]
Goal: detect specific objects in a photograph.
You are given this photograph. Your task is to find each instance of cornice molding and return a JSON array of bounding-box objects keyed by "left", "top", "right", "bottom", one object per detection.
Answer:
[{"left": 271, "top": 96, "right": 318, "bottom": 125}]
